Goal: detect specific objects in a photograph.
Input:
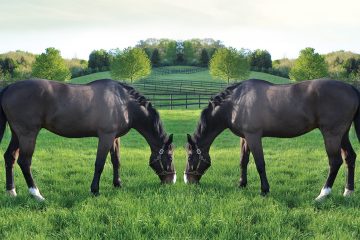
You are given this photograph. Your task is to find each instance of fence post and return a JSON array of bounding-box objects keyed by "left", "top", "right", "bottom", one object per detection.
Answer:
[
  {"left": 170, "top": 94, "right": 173, "bottom": 110},
  {"left": 198, "top": 94, "right": 201, "bottom": 108}
]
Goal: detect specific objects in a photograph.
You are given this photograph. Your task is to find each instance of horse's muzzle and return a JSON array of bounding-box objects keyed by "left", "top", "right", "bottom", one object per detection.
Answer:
[
  {"left": 160, "top": 172, "right": 176, "bottom": 184},
  {"left": 183, "top": 172, "right": 201, "bottom": 184}
]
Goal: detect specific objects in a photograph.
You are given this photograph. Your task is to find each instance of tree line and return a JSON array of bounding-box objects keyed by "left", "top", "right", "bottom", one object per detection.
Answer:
[{"left": 1, "top": 39, "right": 359, "bottom": 83}]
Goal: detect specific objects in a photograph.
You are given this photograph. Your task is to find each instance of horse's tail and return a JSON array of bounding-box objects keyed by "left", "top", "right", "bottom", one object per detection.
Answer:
[
  {"left": 0, "top": 85, "right": 9, "bottom": 144},
  {"left": 352, "top": 85, "right": 360, "bottom": 142}
]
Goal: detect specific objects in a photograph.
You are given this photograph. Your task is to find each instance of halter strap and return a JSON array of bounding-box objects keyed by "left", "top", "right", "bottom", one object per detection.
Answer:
[
  {"left": 184, "top": 148, "right": 211, "bottom": 176},
  {"left": 149, "top": 148, "right": 175, "bottom": 176}
]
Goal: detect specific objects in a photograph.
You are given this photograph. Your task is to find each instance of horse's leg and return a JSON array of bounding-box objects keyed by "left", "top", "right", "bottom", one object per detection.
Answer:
[
  {"left": 90, "top": 133, "right": 115, "bottom": 196},
  {"left": 239, "top": 137, "right": 250, "bottom": 187},
  {"left": 244, "top": 133, "right": 270, "bottom": 195},
  {"left": 4, "top": 132, "right": 19, "bottom": 196},
  {"left": 110, "top": 138, "right": 122, "bottom": 188},
  {"left": 17, "top": 133, "right": 45, "bottom": 201},
  {"left": 316, "top": 133, "right": 343, "bottom": 201},
  {"left": 341, "top": 132, "right": 356, "bottom": 197}
]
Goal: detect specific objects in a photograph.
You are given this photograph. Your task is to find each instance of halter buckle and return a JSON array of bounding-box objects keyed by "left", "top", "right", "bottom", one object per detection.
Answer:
[
  {"left": 196, "top": 149, "right": 201, "bottom": 155},
  {"left": 159, "top": 149, "right": 164, "bottom": 155}
]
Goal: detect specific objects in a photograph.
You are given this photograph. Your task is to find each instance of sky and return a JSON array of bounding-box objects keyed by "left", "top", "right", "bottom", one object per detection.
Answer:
[{"left": 1, "top": 0, "right": 359, "bottom": 60}]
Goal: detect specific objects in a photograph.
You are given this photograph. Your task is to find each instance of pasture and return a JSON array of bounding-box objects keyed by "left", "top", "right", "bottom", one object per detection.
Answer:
[{"left": 0, "top": 68, "right": 359, "bottom": 239}]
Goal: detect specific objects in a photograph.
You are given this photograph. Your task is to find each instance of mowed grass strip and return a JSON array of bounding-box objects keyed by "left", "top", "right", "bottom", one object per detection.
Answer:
[{"left": 0, "top": 110, "right": 360, "bottom": 239}]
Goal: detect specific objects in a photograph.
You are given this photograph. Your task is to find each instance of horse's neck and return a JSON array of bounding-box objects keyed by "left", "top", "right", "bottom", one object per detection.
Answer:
[
  {"left": 132, "top": 109, "right": 165, "bottom": 151},
  {"left": 195, "top": 110, "right": 227, "bottom": 150}
]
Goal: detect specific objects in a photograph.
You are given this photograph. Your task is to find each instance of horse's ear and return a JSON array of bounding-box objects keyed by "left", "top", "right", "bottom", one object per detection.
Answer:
[
  {"left": 145, "top": 101, "right": 152, "bottom": 109},
  {"left": 167, "top": 134, "right": 173, "bottom": 144},
  {"left": 187, "top": 134, "right": 194, "bottom": 145}
]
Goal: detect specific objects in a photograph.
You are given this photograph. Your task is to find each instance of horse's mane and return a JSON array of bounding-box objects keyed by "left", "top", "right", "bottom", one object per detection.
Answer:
[
  {"left": 193, "top": 82, "right": 241, "bottom": 141},
  {"left": 118, "top": 82, "right": 167, "bottom": 141}
]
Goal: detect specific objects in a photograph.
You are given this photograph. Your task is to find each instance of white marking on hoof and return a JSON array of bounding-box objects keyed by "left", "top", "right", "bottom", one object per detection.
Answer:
[
  {"left": 343, "top": 188, "right": 354, "bottom": 197},
  {"left": 183, "top": 173, "right": 188, "bottom": 184},
  {"left": 315, "top": 187, "right": 331, "bottom": 201},
  {"left": 7, "top": 188, "right": 17, "bottom": 197},
  {"left": 172, "top": 173, "right": 177, "bottom": 184},
  {"left": 29, "top": 187, "right": 45, "bottom": 201}
]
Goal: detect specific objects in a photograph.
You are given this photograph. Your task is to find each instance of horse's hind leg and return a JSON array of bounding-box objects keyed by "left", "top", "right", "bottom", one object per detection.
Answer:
[
  {"left": 316, "top": 133, "right": 343, "bottom": 201},
  {"left": 239, "top": 138, "right": 250, "bottom": 187},
  {"left": 17, "top": 133, "right": 45, "bottom": 201},
  {"left": 110, "top": 138, "right": 122, "bottom": 187},
  {"left": 4, "top": 132, "right": 19, "bottom": 196},
  {"left": 341, "top": 132, "right": 356, "bottom": 197}
]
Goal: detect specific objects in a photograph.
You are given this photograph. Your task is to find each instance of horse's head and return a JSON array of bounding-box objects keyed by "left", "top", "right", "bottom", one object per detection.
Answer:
[
  {"left": 149, "top": 134, "right": 176, "bottom": 184},
  {"left": 184, "top": 134, "right": 211, "bottom": 184}
]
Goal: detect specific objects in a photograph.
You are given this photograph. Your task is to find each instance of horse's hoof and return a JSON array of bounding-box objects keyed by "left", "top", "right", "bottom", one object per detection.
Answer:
[
  {"left": 260, "top": 191, "right": 269, "bottom": 197},
  {"left": 29, "top": 187, "right": 45, "bottom": 201},
  {"left": 91, "top": 191, "right": 100, "bottom": 197},
  {"left": 343, "top": 188, "right": 354, "bottom": 197},
  {"left": 6, "top": 188, "right": 17, "bottom": 197},
  {"left": 239, "top": 181, "right": 247, "bottom": 188},
  {"left": 113, "top": 181, "right": 122, "bottom": 188},
  {"left": 315, "top": 187, "right": 331, "bottom": 201}
]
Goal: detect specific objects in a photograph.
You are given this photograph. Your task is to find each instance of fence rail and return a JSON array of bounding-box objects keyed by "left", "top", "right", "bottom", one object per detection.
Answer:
[{"left": 145, "top": 93, "right": 214, "bottom": 109}]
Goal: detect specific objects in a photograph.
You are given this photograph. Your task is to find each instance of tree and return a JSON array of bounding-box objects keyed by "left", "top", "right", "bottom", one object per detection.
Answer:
[
  {"left": 209, "top": 48, "right": 250, "bottom": 84},
  {"left": 199, "top": 49, "right": 210, "bottom": 67},
  {"left": 249, "top": 49, "right": 272, "bottom": 70},
  {"left": 32, "top": 48, "right": 71, "bottom": 81},
  {"left": 88, "top": 49, "right": 112, "bottom": 72},
  {"left": 289, "top": 48, "right": 328, "bottom": 81},
  {"left": 150, "top": 48, "right": 161, "bottom": 67},
  {"left": 110, "top": 48, "right": 151, "bottom": 83}
]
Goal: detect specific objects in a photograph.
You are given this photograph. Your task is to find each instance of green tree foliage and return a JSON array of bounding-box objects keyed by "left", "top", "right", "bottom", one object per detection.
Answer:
[
  {"left": 343, "top": 57, "right": 360, "bottom": 80},
  {"left": 88, "top": 49, "right": 112, "bottom": 72},
  {"left": 289, "top": 48, "right": 328, "bottom": 81},
  {"left": 32, "top": 48, "right": 71, "bottom": 81},
  {"left": 65, "top": 58, "right": 89, "bottom": 78},
  {"left": 324, "top": 51, "right": 360, "bottom": 80},
  {"left": 272, "top": 58, "right": 294, "bottom": 78},
  {"left": 110, "top": 48, "right": 151, "bottom": 83},
  {"left": 150, "top": 48, "right": 161, "bottom": 67},
  {"left": 209, "top": 48, "right": 250, "bottom": 84},
  {"left": 183, "top": 40, "right": 196, "bottom": 65},
  {"left": 0, "top": 58, "right": 17, "bottom": 76},
  {"left": 249, "top": 49, "right": 272, "bottom": 70},
  {"left": 200, "top": 49, "right": 210, "bottom": 67}
]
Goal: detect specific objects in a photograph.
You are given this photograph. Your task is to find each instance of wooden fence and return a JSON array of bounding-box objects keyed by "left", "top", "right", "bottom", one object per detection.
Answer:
[{"left": 145, "top": 93, "right": 214, "bottom": 109}]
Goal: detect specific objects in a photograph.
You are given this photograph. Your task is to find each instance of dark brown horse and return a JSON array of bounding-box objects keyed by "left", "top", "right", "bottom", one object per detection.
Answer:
[
  {"left": 184, "top": 79, "right": 360, "bottom": 200},
  {"left": 0, "top": 79, "right": 175, "bottom": 201}
]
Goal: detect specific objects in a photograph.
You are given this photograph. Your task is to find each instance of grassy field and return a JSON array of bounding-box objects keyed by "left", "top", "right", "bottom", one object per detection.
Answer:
[
  {"left": 0, "top": 110, "right": 359, "bottom": 239},
  {"left": 1, "top": 68, "right": 359, "bottom": 239},
  {"left": 71, "top": 69, "right": 289, "bottom": 85}
]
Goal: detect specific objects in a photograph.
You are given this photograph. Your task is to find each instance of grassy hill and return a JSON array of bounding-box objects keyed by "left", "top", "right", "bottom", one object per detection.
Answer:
[{"left": 71, "top": 67, "right": 289, "bottom": 85}]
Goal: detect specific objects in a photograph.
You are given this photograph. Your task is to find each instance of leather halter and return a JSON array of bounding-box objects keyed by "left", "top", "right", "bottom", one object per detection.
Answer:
[
  {"left": 184, "top": 148, "right": 211, "bottom": 176},
  {"left": 149, "top": 147, "right": 175, "bottom": 176}
]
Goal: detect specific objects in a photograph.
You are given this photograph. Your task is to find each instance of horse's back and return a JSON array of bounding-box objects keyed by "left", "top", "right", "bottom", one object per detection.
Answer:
[
  {"left": 1, "top": 79, "right": 131, "bottom": 137},
  {"left": 230, "top": 79, "right": 359, "bottom": 137}
]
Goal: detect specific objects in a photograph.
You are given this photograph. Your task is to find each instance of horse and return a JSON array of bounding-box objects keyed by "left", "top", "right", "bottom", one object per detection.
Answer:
[
  {"left": 0, "top": 79, "right": 175, "bottom": 201},
  {"left": 184, "top": 79, "right": 360, "bottom": 201}
]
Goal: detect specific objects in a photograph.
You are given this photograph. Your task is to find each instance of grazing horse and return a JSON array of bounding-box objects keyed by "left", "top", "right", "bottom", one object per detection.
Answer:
[
  {"left": 184, "top": 79, "right": 360, "bottom": 200},
  {"left": 0, "top": 79, "right": 175, "bottom": 201}
]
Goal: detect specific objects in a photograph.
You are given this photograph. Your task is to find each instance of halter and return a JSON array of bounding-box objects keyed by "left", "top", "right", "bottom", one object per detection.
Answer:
[
  {"left": 149, "top": 147, "right": 176, "bottom": 176},
  {"left": 184, "top": 148, "right": 211, "bottom": 176}
]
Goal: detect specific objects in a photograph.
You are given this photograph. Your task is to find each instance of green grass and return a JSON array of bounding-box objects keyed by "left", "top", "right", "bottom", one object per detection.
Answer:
[{"left": 0, "top": 110, "right": 360, "bottom": 239}]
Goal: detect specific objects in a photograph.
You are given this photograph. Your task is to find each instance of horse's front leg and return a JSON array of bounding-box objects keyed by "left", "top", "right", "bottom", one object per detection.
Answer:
[
  {"left": 239, "top": 137, "right": 250, "bottom": 187},
  {"left": 110, "top": 138, "right": 122, "bottom": 188},
  {"left": 90, "top": 133, "right": 115, "bottom": 196},
  {"left": 244, "top": 133, "right": 270, "bottom": 196}
]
